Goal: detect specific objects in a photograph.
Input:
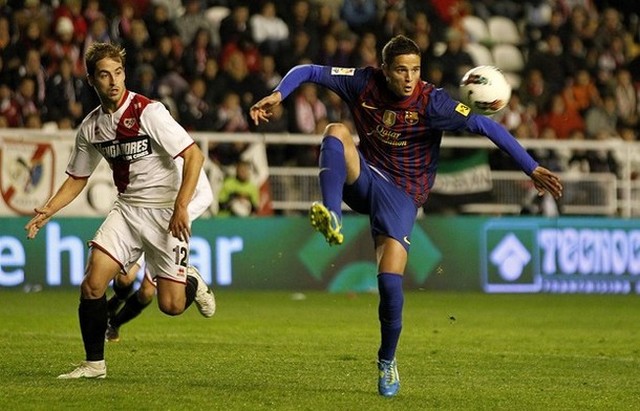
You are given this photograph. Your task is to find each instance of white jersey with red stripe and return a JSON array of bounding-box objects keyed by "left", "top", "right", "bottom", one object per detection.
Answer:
[{"left": 67, "top": 90, "right": 194, "bottom": 208}]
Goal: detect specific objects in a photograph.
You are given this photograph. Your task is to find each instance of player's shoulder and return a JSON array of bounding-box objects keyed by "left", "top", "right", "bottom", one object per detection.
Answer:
[{"left": 427, "top": 86, "right": 472, "bottom": 117}]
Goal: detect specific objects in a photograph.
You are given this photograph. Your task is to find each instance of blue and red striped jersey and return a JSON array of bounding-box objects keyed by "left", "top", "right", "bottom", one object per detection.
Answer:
[{"left": 275, "top": 65, "right": 537, "bottom": 206}]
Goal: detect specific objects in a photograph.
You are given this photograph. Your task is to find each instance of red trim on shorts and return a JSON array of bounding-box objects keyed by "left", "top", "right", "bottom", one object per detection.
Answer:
[
  {"left": 155, "top": 276, "right": 187, "bottom": 286},
  {"left": 88, "top": 241, "right": 127, "bottom": 273}
]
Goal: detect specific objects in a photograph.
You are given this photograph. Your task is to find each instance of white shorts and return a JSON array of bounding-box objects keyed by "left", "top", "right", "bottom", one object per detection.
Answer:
[
  {"left": 111, "top": 169, "right": 213, "bottom": 283},
  {"left": 92, "top": 199, "right": 190, "bottom": 284}
]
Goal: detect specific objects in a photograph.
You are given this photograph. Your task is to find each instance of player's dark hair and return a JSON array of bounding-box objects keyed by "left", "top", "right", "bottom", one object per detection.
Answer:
[
  {"left": 85, "top": 43, "right": 126, "bottom": 77},
  {"left": 381, "top": 35, "right": 421, "bottom": 67}
]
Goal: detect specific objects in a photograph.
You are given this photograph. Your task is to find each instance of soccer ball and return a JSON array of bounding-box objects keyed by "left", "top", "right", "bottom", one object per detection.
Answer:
[{"left": 459, "top": 66, "right": 512, "bottom": 115}]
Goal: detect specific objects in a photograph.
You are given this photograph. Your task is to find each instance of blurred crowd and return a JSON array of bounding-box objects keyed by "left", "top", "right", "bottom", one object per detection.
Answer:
[{"left": 0, "top": 0, "right": 639, "bottom": 173}]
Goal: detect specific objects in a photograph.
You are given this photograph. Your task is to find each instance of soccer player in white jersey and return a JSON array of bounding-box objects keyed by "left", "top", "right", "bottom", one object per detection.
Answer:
[
  {"left": 105, "top": 159, "right": 215, "bottom": 342},
  {"left": 25, "top": 42, "right": 215, "bottom": 379}
]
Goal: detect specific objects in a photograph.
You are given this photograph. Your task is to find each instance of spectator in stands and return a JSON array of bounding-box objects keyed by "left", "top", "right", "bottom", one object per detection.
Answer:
[
  {"left": 323, "top": 89, "right": 355, "bottom": 135},
  {"left": 536, "top": 92, "right": 585, "bottom": 140},
  {"left": 594, "top": 7, "right": 626, "bottom": 52},
  {"left": 13, "top": 21, "right": 45, "bottom": 65},
  {"left": 495, "top": 90, "right": 538, "bottom": 138},
  {"left": 353, "top": 31, "right": 379, "bottom": 68},
  {"left": 519, "top": 68, "right": 553, "bottom": 116},
  {"left": 259, "top": 54, "right": 283, "bottom": 91},
  {"left": 0, "top": 82, "right": 22, "bottom": 127},
  {"left": 14, "top": 77, "right": 41, "bottom": 127},
  {"left": 218, "top": 160, "right": 260, "bottom": 217},
  {"left": 12, "top": 0, "right": 51, "bottom": 40},
  {"left": 16, "top": 49, "right": 47, "bottom": 108},
  {"left": 181, "top": 27, "right": 217, "bottom": 81},
  {"left": 596, "top": 35, "right": 627, "bottom": 86},
  {"left": 144, "top": 3, "right": 181, "bottom": 49},
  {"left": 584, "top": 94, "right": 619, "bottom": 139},
  {"left": 526, "top": 34, "right": 568, "bottom": 95},
  {"left": 109, "top": 0, "right": 135, "bottom": 43},
  {"left": 43, "top": 56, "right": 85, "bottom": 127},
  {"left": 316, "top": 3, "right": 338, "bottom": 37},
  {"left": 178, "top": 76, "right": 217, "bottom": 132},
  {"left": 613, "top": 68, "right": 638, "bottom": 128},
  {"left": 150, "top": 34, "right": 183, "bottom": 82},
  {"left": 202, "top": 57, "right": 226, "bottom": 105},
  {"left": 131, "top": 64, "right": 159, "bottom": 100},
  {"left": 293, "top": 83, "right": 328, "bottom": 135},
  {"left": 42, "top": 16, "right": 83, "bottom": 77},
  {"left": 250, "top": 1, "right": 289, "bottom": 56},
  {"left": 219, "top": 3, "right": 251, "bottom": 47},
  {"left": 83, "top": 14, "right": 112, "bottom": 57},
  {"left": 276, "top": 29, "right": 315, "bottom": 74},
  {"left": 283, "top": 0, "right": 319, "bottom": 58},
  {"left": 218, "top": 48, "right": 269, "bottom": 112},
  {"left": 83, "top": 0, "right": 105, "bottom": 25},
  {"left": 253, "top": 103, "right": 291, "bottom": 166},
  {"left": 563, "top": 35, "right": 591, "bottom": 75},
  {"left": 378, "top": 5, "right": 408, "bottom": 46},
  {"left": 175, "top": 0, "right": 215, "bottom": 46},
  {"left": 563, "top": 68, "right": 602, "bottom": 115},
  {"left": 52, "top": 0, "right": 88, "bottom": 45},
  {"left": 120, "top": 19, "right": 153, "bottom": 76},
  {"left": 214, "top": 91, "right": 250, "bottom": 133},
  {"left": 341, "top": 0, "right": 378, "bottom": 35},
  {"left": 436, "top": 28, "right": 474, "bottom": 93},
  {"left": 0, "top": 17, "right": 14, "bottom": 66}
]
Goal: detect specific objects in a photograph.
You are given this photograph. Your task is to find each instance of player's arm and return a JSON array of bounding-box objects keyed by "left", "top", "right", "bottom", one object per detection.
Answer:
[
  {"left": 170, "top": 143, "right": 204, "bottom": 241},
  {"left": 25, "top": 175, "right": 88, "bottom": 239},
  {"left": 250, "top": 64, "right": 366, "bottom": 125},
  {"left": 466, "top": 115, "right": 563, "bottom": 199}
]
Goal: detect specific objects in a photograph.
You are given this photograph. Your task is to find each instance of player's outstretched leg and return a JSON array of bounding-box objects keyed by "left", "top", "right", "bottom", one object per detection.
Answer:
[
  {"left": 58, "top": 360, "right": 107, "bottom": 379},
  {"left": 105, "top": 320, "right": 120, "bottom": 342},
  {"left": 309, "top": 202, "right": 343, "bottom": 245},
  {"left": 377, "top": 358, "right": 400, "bottom": 397},
  {"left": 188, "top": 266, "right": 216, "bottom": 317}
]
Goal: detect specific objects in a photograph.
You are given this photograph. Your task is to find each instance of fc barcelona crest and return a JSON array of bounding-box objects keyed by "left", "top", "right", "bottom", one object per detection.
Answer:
[
  {"left": 383, "top": 110, "right": 396, "bottom": 127},
  {"left": 0, "top": 140, "right": 55, "bottom": 215},
  {"left": 405, "top": 111, "right": 419, "bottom": 125}
]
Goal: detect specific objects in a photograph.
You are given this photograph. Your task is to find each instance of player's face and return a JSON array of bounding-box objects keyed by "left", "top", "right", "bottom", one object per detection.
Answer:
[
  {"left": 383, "top": 54, "right": 421, "bottom": 98},
  {"left": 89, "top": 57, "right": 126, "bottom": 110}
]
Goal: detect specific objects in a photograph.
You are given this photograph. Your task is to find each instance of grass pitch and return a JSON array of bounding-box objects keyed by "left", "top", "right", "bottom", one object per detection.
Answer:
[{"left": 0, "top": 289, "right": 639, "bottom": 410}]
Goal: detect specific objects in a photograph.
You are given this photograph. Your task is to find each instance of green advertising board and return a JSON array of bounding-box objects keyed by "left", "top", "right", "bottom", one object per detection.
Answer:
[{"left": 1, "top": 216, "right": 639, "bottom": 294}]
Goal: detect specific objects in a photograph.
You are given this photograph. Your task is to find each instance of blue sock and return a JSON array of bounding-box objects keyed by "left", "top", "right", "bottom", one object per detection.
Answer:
[
  {"left": 377, "top": 273, "right": 404, "bottom": 361},
  {"left": 318, "top": 136, "right": 346, "bottom": 219}
]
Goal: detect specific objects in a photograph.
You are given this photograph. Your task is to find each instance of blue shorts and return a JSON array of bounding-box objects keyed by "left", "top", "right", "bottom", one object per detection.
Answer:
[{"left": 343, "top": 154, "right": 418, "bottom": 251}]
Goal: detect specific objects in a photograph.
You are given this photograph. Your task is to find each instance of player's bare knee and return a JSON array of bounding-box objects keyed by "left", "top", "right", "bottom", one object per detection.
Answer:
[
  {"left": 158, "top": 301, "right": 184, "bottom": 316},
  {"left": 80, "top": 277, "right": 107, "bottom": 299},
  {"left": 324, "top": 123, "right": 351, "bottom": 142}
]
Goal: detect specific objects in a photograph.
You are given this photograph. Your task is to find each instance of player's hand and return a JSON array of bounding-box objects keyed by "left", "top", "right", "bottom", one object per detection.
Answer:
[
  {"left": 250, "top": 91, "right": 282, "bottom": 126},
  {"left": 168, "top": 205, "right": 191, "bottom": 242},
  {"left": 530, "top": 166, "right": 563, "bottom": 200},
  {"left": 25, "top": 207, "right": 52, "bottom": 239}
]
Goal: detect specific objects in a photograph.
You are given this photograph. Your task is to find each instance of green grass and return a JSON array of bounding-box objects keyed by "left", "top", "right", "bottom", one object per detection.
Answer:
[{"left": 1, "top": 290, "right": 639, "bottom": 410}]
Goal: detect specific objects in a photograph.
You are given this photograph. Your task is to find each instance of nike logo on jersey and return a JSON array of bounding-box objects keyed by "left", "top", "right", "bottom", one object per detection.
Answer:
[
  {"left": 403, "top": 236, "right": 411, "bottom": 245},
  {"left": 361, "top": 101, "right": 378, "bottom": 110}
]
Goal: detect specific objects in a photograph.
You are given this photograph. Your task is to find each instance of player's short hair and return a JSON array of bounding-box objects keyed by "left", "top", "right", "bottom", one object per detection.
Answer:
[
  {"left": 381, "top": 35, "right": 421, "bottom": 67},
  {"left": 85, "top": 43, "right": 126, "bottom": 77}
]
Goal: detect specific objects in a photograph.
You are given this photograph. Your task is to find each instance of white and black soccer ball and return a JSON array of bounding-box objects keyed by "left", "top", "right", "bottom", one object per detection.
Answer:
[{"left": 459, "top": 65, "right": 512, "bottom": 115}]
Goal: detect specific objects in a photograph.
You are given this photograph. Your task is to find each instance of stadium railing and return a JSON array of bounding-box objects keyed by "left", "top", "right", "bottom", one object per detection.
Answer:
[{"left": 0, "top": 130, "right": 636, "bottom": 217}]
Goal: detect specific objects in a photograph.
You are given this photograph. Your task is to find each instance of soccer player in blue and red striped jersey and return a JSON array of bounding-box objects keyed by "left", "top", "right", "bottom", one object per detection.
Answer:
[{"left": 250, "top": 35, "right": 563, "bottom": 397}]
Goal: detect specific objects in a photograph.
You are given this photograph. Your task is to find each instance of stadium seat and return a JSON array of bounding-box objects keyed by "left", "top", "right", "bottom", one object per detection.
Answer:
[
  {"left": 488, "top": 16, "right": 522, "bottom": 45},
  {"left": 205, "top": 6, "right": 230, "bottom": 48},
  {"left": 491, "top": 44, "right": 525, "bottom": 72},
  {"left": 461, "top": 15, "right": 490, "bottom": 44},
  {"left": 464, "top": 43, "right": 494, "bottom": 66}
]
